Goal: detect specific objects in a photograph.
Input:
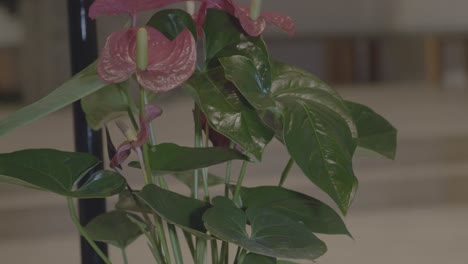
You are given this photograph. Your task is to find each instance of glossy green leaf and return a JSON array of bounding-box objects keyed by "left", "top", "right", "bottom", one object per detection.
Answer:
[
  {"left": 240, "top": 186, "right": 350, "bottom": 236},
  {"left": 184, "top": 70, "right": 274, "bottom": 161},
  {"left": 243, "top": 253, "right": 276, "bottom": 264},
  {"left": 81, "top": 82, "right": 134, "bottom": 130},
  {"left": 170, "top": 171, "right": 224, "bottom": 194},
  {"left": 115, "top": 190, "right": 152, "bottom": 213},
  {"left": 216, "top": 36, "right": 271, "bottom": 85},
  {"left": 270, "top": 61, "right": 358, "bottom": 214},
  {"left": 129, "top": 143, "right": 249, "bottom": 172},
  {"left": 203, "top": 9, "right": 242, "bottom": 62},
  {"left": 271, "top": 61, "right": 357, "bottom": 138},
  {"left": 346, "top": 101, "right": 397, "bottom": 159},
  {"left": 73, "top": 170, "right": 127, "bottom": 198},
  {"left": 219, "top": 55, "right": 275, "bottom": 109},
  {"left": 203, "top": 197, "right": 327, "bottom": 260},
  {"left": 0, "top": 149, "right": 125, "bottom": 198},
  {"left": 281, "top": 100, "right": 358, "bottom": 214},
  {"left": 0, "top": 63, "right": 107, "bottom": 136},
  {"left": 146, "top": 9, "right": 197, "bottom": 40},
  {"left": 85, "top": 211, "right": 143, "bottom": 248},
  {"left": 138, "top": 184, "right": 211, "bottom": 238}
]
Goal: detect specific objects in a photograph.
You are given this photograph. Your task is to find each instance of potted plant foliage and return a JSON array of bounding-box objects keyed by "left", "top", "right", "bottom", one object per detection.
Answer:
[{"left": 0, "top": 0, "right": 397, "bottom": 263}]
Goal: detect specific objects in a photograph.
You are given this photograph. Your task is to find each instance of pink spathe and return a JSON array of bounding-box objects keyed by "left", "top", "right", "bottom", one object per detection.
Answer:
[
  {"left": 196, "top": 0, "right": 295, "bottom": 37},
  {"left": 89, "top": 0, "right": 189, "bottom": 19},
  {"left": 97, "top": 27, "right": 197, "bottom": 93},
  {"left": 111, "top": 104, "right": 163, "bottom": 168}
]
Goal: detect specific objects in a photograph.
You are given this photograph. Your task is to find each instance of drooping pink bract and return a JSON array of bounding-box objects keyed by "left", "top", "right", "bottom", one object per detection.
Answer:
[
  {"left": 196, "top": 0, "right": 295, "bottom": 37},
  {"left": 89, "top": 0, "right": 188, "bottom": 19},
  {"left": 111, "top": 104, "right": 163, "bottom": 168},
  {"left": 98, "top": 27, "right": 196, "bottom": 93}
]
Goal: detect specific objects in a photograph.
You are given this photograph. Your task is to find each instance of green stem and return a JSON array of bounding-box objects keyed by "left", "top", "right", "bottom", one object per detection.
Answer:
[
  {"left": 201, "top": 122, "right": 210, "bottom": 201},
  {"left": 130, "top": 215, "right": 165, "bottom": 264},
  {"left": 236, "top": 249, "right": 247, "bottom": 264},
  {"left": 126, "top": 185, "right": 166, "bottom": 263},
  {"left": 210, "top": 240, "right": 219, "bottom": 264},
  {"left": 219, "top": 242, "right": 228, "bottom": 264},
  {"left": 224, "top": 142, "right": 235, "bottom": 197},
  {"left": 183, "top": 231, "right": 197, "bottom": 262},
  {"left": 233, "top": 246, "right": 242, "bottom": 264},
  {"left": 168, "top": 224, "right": 184, "bottom": 264},
  {"left": 136, "top": 147, "right": 153, "bottom": 185},
  {"left": 279, "top": 158, "right": 294, "bottom": 187},
  {"left": 193, "top": 104, "right": 210, "bottom": 200},
  {"left": 233, "top": 161, "right": 249, "bottom": 207},
  {"left": 196, "top": 239, "right": 207, "bottom": 264},
  {"left": 154, "top": 215, "right": 172, "bottom": 264},
  {"left": 118, "top": 82, "right": 139, "bottom": 130},
  {"left": 66, "top": 198, "right": 112, "bottom": 264},
  {"left": 121, "top": 248, "right": 129, "bottom": 264}
]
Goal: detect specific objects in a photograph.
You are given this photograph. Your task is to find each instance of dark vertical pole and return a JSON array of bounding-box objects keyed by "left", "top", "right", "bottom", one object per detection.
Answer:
[{"left": 67, "top": 1, "right": 108, "bottom": 264}]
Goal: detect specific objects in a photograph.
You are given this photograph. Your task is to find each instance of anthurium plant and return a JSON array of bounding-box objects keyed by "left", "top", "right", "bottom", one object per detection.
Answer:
[{"left": 0, "top": 0, "right": 397, "bottom": 263}]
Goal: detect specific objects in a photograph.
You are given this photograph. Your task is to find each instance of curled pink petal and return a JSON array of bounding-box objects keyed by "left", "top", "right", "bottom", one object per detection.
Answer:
[
  {"left": 110, "top": 105, "right": 163, "bottom": 168},
  {"left": 200, "top": 0, "right": 295, "bottom": 37},
  {"left": 262, "top": 12, "right": 296, "bottom": 37},
  {"left": 111, "top": 143, "right": 132, "bottom": 168},
  {"left": 136, "top": 28, "right": 197, "bottom": 93},
  {"left": 89, "top": 0, "right": 188, "bottom": 19},
  {"left": 98, "top": 28, "right": 137, "bottom": 84},
  {"left": 132, "top": 105, "right": 163, "bottom": 148},
  {"left": 232, "top": 4, "right": 266, "bottom": 37}
]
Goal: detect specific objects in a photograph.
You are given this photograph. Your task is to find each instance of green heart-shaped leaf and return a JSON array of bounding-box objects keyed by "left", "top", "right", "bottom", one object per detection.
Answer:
[
  {"left": 147, "top": 9, "right": 198, "bottom": 40},
  {"left": 240, "top": 186, "right": 350, "bottom": 236},
  {"left": 170, "top": 171, "right": 224, "bottom": 194},
  {"left": 203, "top": 9, "right": 242, "bottom": 62},
  {"left": 281, "top": 100, "right": 358, "bottom": 214},
  {"left": 0, "top": 63, "right": 107, "bottom": 136},
  {"left": 128, "top": 143, "right": 249, "bottom": 172},
  {"left": 184, "top": 70, "right": 274, "bottom": 161},
  {"left": 85, "top": 211, "right": 143, "bottom": 249},
  {"left": 346, "top": 101, "right": 397, "bottom": 159},
  {"left": 243, "top": 253, "right": 300, "bottom": 264},
  {"left": 220, "top": 55, "right": 275, "bottom": 109},
  {"left": 271, "top": 61, "right": 357, "bottom": 138},
  {"left": 0, "top": 149, "right": 125, "bottom": 198},
  {"left": 203, "top": 197, "right": 327, "bottom": 260},
  {"left": 138, "top": 184, "right": 211, "bottom": 238},
  {"left": 73, "top": 170, "right": 127, "bottom": 198},
  {"left": 81, "top": 82, "right": 135, "bottom": 130},
  {"left": 243, "top": 253, "right": 276, "bottom": 264},
  {"left": 270, "top": 61, "right": 358, "bottom": 214},
  {"left": 115, "top": 190, "right": 151, "bottom": 213}
]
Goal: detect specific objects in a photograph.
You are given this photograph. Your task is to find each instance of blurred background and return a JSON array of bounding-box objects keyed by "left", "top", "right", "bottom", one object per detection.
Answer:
[{"left": 1, "top": 0, "right": 468, "bottom": 263}]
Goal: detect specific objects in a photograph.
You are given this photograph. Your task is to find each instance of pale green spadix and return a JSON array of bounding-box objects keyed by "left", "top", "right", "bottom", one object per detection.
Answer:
[
  {"left": 186, "top": 1, "right": 196, "bottom": 16},
  {"left": 136, "top": 27, "right": 148, "bottom": 71},
  {"left": 250, "top": 0, "right": 262, "bottom": 20}
]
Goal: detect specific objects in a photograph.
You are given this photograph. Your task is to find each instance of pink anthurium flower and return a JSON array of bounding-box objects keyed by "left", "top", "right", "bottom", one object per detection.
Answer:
[
  {"left": 90, "top": 0, "right": 188, "bottom": 20},
  {"left": 111, "top": 104, "right": 163, "bottom": 168},
  {"left": 98, "top": 26, "right": 196, "bottom": 93},
  {"left": 196, "top": 0, "right": 295, "bottom": 37}
]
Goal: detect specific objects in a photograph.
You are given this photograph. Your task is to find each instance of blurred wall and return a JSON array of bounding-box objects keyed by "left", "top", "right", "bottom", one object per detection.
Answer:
[{"left": 15, "top": 1, "right": 468, "bottom": 102}]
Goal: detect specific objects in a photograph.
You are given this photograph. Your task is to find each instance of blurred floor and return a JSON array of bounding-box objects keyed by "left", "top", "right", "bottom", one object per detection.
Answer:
[{"left": 0, "top": 83, "right": 468, "bottom": 263}]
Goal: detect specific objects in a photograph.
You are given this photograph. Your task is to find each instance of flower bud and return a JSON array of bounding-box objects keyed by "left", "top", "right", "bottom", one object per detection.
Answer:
[
  {"left": 250, "top": 0, "right": 262, "bottom": 20},
  {"left": 136, "top": 27, "right": 148, "bottom": 71},
  {"left": 116, "top": 120, "right": 137, "bottom": 142}
]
